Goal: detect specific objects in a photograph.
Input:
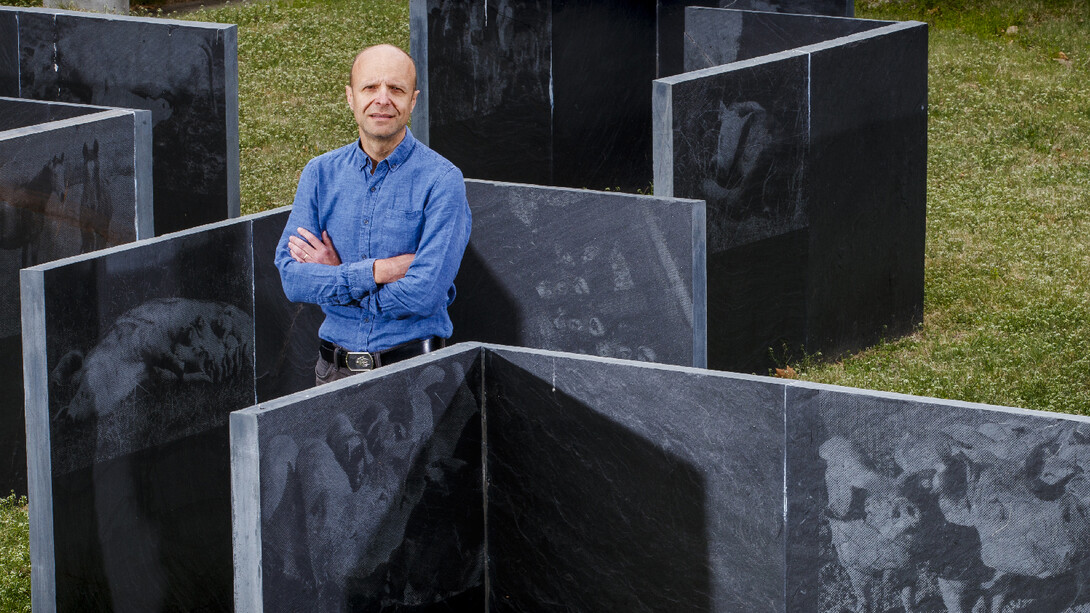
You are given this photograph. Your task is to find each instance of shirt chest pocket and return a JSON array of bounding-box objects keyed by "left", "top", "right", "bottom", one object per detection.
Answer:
[{"left": 378, "top": 208, "right": 424, "bottom": 255}]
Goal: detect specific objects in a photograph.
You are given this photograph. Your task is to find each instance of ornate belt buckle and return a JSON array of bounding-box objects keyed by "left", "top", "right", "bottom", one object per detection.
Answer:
[{"left": 345, "top": 351, "right": 374, "bottom": 371}]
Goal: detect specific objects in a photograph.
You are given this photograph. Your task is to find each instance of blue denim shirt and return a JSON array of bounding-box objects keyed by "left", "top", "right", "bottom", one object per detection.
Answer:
[{"left": 275, "top": 129, "right": 471, "bottom": 352}]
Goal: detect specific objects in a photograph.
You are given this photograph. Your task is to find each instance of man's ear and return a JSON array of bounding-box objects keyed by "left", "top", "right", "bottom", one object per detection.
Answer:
[
  {"left": 409, "top": 90, "right": 419, "bottom": 114},
  {"left": 345, "top": 84, "right": 354, "bottom": 109}
]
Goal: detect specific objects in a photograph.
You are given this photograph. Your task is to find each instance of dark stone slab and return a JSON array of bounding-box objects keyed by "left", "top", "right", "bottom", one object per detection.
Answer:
[
  {"left": 654, "top": 20, "right": 927, "bottom": 370},
  {"left": 654, "top": 51, "right": 808, "bottom": 371},
  {"left": 681, "top": 7, "right": 888, "bottom": 74},
  {"left": 804, "top": 22, "right": 927, "bottom": 356},
  {"left": 412, "top": 0, "right": 553, "bottom": 185},
  {"left": 0, "top": 97, "right": 105, "bottom": 131},
  {"left": 551, "top": 0, "right": 656, "bottom": 191},
  {"left": 0, "top": 12, "right": 15, "bottom": 96},
  {"left": 22, "top": 218, "right": 257, "bottom": 612},
  {"left": 1, "top": 106, "right": 152, "bottom": 496},
  {"left": 2, "top": 6, "right": 239, "bottom": 236},
  {"left": 231, "top": 346, "right": 485, "bottom": 613},
  {"left": 252, "top": 207, "right": 324, "bottom": 401},
  {"left": 485, "top": 347, "right": 786, "bottom": 611},
  {"left": 411, "top": 0, "right": 655, "bottom": 191},
  {"left": 785, "top": 385, "right": 1090, "bottom": 613},
  {"left": 657, "top": 0, "right": 854, "bottom": 78},
  {"left": 450, "top": 180, "right": 707, "bottom": 368}
]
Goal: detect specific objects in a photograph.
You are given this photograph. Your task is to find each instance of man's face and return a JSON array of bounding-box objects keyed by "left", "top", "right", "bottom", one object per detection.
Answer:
[{"left": 345, "top": 46, "right": 419, "bottom": 144}]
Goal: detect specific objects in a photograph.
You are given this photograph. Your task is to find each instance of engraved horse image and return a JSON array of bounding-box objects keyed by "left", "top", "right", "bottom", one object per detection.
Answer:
[
  {"left": 78, "top": 140, "right": 112, "bottom": 251},
  {"left": 0, "top": 153, "right": 65, "bottom": 267}
]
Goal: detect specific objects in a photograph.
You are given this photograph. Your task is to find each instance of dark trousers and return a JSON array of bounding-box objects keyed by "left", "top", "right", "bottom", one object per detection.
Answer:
[{"left": 314, "top": 353, "right": 358, "bottom": 387}]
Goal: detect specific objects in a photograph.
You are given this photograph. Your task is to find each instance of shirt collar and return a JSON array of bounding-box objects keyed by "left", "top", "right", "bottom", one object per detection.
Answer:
[{"left": 355, "top": 127, "right": 417, "bottom": 173}]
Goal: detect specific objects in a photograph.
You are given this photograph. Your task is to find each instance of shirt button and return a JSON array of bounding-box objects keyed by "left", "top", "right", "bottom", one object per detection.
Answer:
[
  {"left": 363, "top": 219, "right": 369, "bottom": 225},
  {"left": 370, "top": 187, "right": 376, "bottom": 192}
]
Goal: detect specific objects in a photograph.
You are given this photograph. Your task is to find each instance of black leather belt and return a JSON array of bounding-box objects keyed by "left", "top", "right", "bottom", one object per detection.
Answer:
[{"left": 319, "top": 337, "right": 445, "bottom": 372}]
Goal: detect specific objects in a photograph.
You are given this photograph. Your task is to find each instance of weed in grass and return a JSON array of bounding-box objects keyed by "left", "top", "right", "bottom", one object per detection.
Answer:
[{"left": 0, "top": 493, "right": 30, "bottom": 613}]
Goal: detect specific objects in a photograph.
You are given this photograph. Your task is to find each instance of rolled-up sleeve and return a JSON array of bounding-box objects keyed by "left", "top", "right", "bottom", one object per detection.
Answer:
[
  {"left": 275, "top": 161, "right": 378, "bottom": 306},
  {"left": 365, "top": 167, "right": 471, "bottom": 318}
]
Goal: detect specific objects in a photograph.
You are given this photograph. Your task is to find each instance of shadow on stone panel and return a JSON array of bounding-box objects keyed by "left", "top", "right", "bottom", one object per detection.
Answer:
[
  {"left": 448, "top": 244, "right": 521, "bottom": 349},
  {"left": 252, "top": 209, "right": 324, "bottom": 402},
  {"left": 0, "top": 335, "right": 22, "bottom": 495},
  {"left": 424, "top": 0, "right": 552, "bottom": 185},
  {"left": 551, "top": 0, "right": 656, "bottom": 192},
  {"left": 53, "top": 426, "right": 233, "bottom": 612},
  {"left": 707, "top": 229, "right": 806, "bottom": 373},
  {"left": 486, "top": 355, "right": 712, "bottom": 612}
]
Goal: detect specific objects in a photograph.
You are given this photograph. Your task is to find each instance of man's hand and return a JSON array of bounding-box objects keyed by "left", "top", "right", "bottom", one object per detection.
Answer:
[
  {"left": 373, "top": 253, "right": 415, "bottom": 284},
  {"left": 289, "top": 227, "right": 341, "bottom": 266}
]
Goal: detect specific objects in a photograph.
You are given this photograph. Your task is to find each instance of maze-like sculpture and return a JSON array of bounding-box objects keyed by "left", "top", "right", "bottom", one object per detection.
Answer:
[
  {"left": 1, "top": 7, "right": 238, "bottom": 498},
  {"left": 414, "top": 3, "right": 927, "bottom": 371},
  {"left": 1, "top": 97, "right": 152, "bottom": 496},
  {"left": 17, "top": 3, "right": 1072, "bottom": 613}
]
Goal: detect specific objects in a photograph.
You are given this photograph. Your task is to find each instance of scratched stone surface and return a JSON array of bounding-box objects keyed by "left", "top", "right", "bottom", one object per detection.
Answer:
[
  {"left": 232, "top": 345, "right": 484, "bottom": 613},
  {"left": 786, "top": 384, "right": 1090, "bottom": 613},
  {"left": 22, "top": 218, "right": 256, "bottom": 612},
  {"left": 2, "top": 6, "right": 239, "bottom": 235},
  {"left": 1, "top": 102, "right": 151, "bottom": 496},
  {"left": 450, "top": 180, "right": 707, "bottom": 368}
]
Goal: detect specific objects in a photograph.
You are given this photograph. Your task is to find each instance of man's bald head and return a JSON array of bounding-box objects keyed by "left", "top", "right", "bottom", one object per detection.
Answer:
[{"left": 349, "top": 44, "right": 417, "bottom": 91}]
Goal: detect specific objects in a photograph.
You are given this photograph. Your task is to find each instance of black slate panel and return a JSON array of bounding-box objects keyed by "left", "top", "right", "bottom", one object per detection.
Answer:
[
  {"left": 655, "top": 52, "right": 808, "bottom": 372},
  {"left": 662, "top": 53, "right": 808, "bottom": 255},
  {"left": 232, "top": 346, "right": 484, "bottom": 613},
  {"left": 551, "top": 0, "right": 656, "bottom": 191},
  {"left": 681, "top": 7, "right": 888, "bottom": 73},
  {"left": 804, "top": 23, "right": 927, "bottom": 357},
  {"left": 785, "top": 385, "right": 1090, "bottom": 613},
  {"left": 654, "top": 20, "right": 927, "bottom": 370},
  {"left": 413, "top": 0, "right": 656, "bottom": 191},
  {"left": 486, "top": 348, "right": 785, "bottom": 612},
  {"left": 1, "top": 108, "right": 151, "bottom": 496},
  {"left": 417, "top": 0, "right": 553, "bottom": 185},
  {"left": 22, "top": 219, "right": 256, "bottom": 612},
  {"left": 0, "top": 12, "right": 15, "bottom": 96},
  {"left": 656, "top": 0, "right": 853, "bottom": 77},
  {"left": 450, "top": 180, "right": 706, "bottom": 368},
  {"left": 5, "top": 6, "right": 239, "bottom": 236},
  {"left": 252, "top": 207, "right": 324, "bottom": 402},
  {"left": 0, "top": 97, "right": 103, "bottom": 131}
]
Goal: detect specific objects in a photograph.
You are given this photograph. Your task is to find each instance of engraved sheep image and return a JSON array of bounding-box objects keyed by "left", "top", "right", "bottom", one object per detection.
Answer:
[{"left": 820, "top": 423, "right": 1090, "bottom": 613}]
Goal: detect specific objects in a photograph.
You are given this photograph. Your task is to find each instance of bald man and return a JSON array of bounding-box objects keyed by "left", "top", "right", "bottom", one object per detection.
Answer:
[{"left": 275, "top": 44, "right": 471, "bottom": 385}]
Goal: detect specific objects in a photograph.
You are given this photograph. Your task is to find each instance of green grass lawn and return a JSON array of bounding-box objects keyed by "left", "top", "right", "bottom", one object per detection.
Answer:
[
  {"left": 798, "top": 0, "right": 1090, "bottom": 415},
  {"left": 1, "top": 0, "right": 1088, "bottom": 608}
]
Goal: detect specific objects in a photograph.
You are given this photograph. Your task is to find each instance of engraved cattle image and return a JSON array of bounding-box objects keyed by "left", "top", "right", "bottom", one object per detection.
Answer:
[{"left": 792, "top": 390, "right": 1090, "bottom": 613}]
